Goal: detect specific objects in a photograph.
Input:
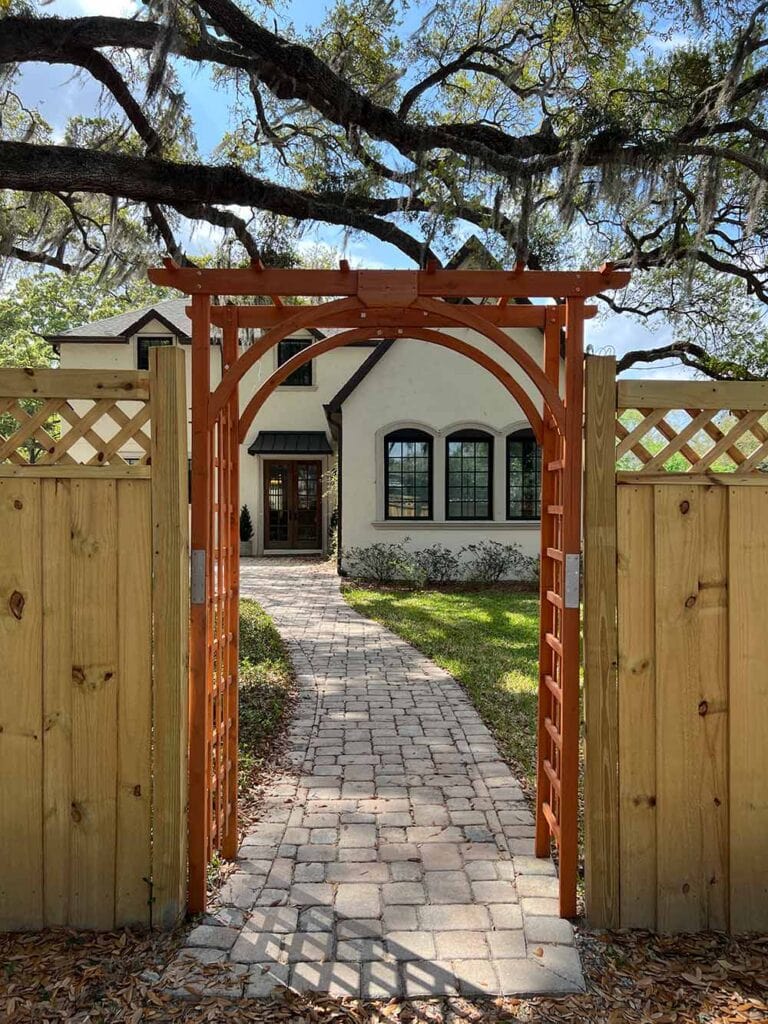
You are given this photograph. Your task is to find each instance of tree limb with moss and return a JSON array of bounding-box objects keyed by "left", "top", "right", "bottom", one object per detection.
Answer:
[{"left": 0, "top": 0, "right": 767, "bottom": 376}]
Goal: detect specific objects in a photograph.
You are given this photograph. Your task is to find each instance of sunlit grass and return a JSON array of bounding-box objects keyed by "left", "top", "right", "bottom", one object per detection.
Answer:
[
  {"left": 238, "top": 599, "right": 294, "bottom": 788},
  {"left": 342, "top": 586, "right": 540, "bottom": 791}
]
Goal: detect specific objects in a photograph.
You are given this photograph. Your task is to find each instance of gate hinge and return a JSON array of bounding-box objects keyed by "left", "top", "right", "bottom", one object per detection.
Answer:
[
  {"left": 191, "top": 549, "right": 206, "bottom": 605},
  {"left": 564, "top": 553, "right": 580, "bottom": 609}
]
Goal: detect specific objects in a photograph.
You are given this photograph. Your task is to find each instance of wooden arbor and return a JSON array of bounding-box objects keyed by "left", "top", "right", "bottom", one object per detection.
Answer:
[{"left": 148, "top": 262, "right": 630, "bottom": 917}]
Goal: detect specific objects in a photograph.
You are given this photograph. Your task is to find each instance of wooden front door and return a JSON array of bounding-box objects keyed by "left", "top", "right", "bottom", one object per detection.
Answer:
[{"left": 263, "top": 460, "right": 322, "bottom": 550}]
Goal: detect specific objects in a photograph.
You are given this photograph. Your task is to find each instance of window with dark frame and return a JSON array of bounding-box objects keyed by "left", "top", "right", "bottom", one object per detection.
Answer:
[
  {"left": 136, "top": 335, "right": 173, "bottom": 371},
  {"left": 384, "top": 429, "right": 433, "bottom": 520},
  {"left": 446, "top": 430, "right": 493, "bottom": 520},
  {"left": 277, "top": 338, "right": 313, "bottom": 386},
  {"left": 507, "top": 429, "right": 541, "bottom": 520}
]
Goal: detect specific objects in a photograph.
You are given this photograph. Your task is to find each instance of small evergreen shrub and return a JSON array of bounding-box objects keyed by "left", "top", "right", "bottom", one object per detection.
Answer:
[
  {"left": 240, "top": 504, "right": 254, "bottom": 543},
  {"left": 343, "top": 540, "right": 539, "bottom": 586}
]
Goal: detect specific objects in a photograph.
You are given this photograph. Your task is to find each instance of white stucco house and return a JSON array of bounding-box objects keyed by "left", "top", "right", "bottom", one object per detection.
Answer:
[{"left": 48, "top": 240, "right": 545, "bottom": 569}]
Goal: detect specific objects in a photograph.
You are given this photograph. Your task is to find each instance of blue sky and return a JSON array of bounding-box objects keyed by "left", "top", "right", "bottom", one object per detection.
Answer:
[{"left": 13, "top": 0, "right": 684, "bottom": 374}]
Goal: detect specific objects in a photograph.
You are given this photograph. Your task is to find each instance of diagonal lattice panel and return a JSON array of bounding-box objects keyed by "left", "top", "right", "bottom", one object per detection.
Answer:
[
  {"left": 616, "top": 406, "right": 768, "bottom": 475},
  {"left": 0, "top": 394, "right": 152, "bottom": 467}
]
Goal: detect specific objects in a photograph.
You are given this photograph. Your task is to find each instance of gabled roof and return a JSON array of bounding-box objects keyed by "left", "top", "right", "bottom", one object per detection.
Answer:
[
  {"left": 46, "top": 296, "right": 325, "bottom": 345},
  {"left": 445, "top": 235, "right": 502, "bottom": 271},
  {"left": 46, "top": 297, "right": 192, "bottom": 343}
]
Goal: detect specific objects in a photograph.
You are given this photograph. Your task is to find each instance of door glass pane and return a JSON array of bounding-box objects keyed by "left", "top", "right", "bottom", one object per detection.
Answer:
[
  {"left": 295, "top": 464, "right": 320, "bottom": 546},
  {"left": 267, "top": 465, "right": 289, "bottom": 542}
]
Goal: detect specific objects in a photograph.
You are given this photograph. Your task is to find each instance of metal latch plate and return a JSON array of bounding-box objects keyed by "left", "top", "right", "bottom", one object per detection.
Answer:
[{"left": 564, "top": 553, "right": 580, "bottom": 609}]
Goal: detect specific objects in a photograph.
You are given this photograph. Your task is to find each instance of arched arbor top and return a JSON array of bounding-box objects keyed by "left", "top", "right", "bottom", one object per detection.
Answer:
[
  {"left": 148, "top": 261, "right": 629, "bottom": 441},
  {"left": 236, "top": 325, "right": 547, "bottom": 444}
]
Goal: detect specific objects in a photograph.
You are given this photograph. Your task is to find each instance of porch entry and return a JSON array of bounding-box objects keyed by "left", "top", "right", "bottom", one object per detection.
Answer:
[
  {"left": 147, "top": 260, "right": 631, "bottom": 918},
  {"left": 264, "top": 459, "right": 322, "bottom": 550}
]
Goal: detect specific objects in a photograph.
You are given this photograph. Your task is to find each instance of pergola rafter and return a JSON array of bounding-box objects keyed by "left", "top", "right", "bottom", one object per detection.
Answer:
[{"left": 148, "top": 260, "right": 630, "bottom": 918}]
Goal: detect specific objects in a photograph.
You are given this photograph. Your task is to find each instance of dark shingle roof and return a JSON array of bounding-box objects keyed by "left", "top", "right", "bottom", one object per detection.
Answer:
[
  {"left": 48, "top": 298, "right": 193, "bottom": 340},
  {"left": 248, "top": 431, "right": 333, "bottom": 455}
]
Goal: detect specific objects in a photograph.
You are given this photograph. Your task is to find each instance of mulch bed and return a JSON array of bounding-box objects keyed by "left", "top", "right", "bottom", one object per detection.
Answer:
[{"left": 2, "top": 925, "right": 766, "bottom": 1022}]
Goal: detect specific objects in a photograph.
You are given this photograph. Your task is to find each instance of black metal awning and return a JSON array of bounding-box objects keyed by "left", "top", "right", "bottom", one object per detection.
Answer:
[{"left": 248, "top": 430, "right": 333, "bottom": 456}]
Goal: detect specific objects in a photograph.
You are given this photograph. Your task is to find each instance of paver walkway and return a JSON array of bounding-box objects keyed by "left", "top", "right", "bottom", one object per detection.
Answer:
[{"left": 176, "top": 558, "right": 584, "bottom": 999}]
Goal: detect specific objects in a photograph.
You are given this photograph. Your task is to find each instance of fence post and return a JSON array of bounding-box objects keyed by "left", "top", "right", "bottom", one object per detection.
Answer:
[
  {"left": 151, "top": 346, "right": 190, "bottom": 927},
  {"left": 583, "top": 354, "right": 620, "bottom": 928}
]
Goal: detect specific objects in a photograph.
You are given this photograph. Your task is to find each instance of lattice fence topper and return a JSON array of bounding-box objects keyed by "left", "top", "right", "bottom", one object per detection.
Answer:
[
  {"left": 616, "top": 406, "right": 768, "bottom": 475},
  {"left": 0, "top": 396, "right": 151, "bottom": 466}
]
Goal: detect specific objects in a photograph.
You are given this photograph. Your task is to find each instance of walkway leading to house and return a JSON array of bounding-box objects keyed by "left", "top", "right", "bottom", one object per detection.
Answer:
[{"left": 175, "top": 558, "right": 584, "bottom": 999}]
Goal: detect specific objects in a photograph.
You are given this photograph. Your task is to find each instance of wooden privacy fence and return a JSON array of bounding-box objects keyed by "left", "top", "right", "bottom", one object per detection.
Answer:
[
  {"left": 0, "top": 349, "right": 189, "bottom": 930},
  {"left": 584, "top": 356, "right": 768, "bottom": 933}
]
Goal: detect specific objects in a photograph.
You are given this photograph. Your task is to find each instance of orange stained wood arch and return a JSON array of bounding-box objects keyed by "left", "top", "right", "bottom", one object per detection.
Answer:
[
  {"left": 207, "top": 293, "right": 566, "bottom": 433},
  {"left": 239, "top": 325, "right": 545, "bottom": 444},
  {"left": 147, "top": 260, "right": 631, "bottom": 921}
]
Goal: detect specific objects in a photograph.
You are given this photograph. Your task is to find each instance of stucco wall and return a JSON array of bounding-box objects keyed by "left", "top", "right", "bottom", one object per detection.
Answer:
[
  {"left": 339, "top": 326, "right": 552, "bottom": 569},
  {"left": 59, "top": 323, "right": 371, "bottom": 551},
  {"left": 57, "top": 317, "right": 553, "bottom": 564}
]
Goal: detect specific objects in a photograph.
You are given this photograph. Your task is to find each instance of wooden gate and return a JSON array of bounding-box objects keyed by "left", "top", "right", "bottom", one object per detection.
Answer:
[
  {"left": 584, "top": 357, "right": 768, "bottom": 932},
  {"left": 149, "top": 262, "right": 630, "bottom": 917},
  {"left": 0, "top": 352, "right": 189, "bottom": 930}
]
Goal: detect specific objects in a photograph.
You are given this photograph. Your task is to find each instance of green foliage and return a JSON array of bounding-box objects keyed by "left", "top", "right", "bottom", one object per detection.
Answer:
[
  {"left": 462, "top": 540, "right": 539, "bottom": 584},
  {"left": 343, "top": 585, "right": 541, "bottom": 786},
  {"left": 238, "top": 599, "right": 294, "bottom": 786},
  {"left": 312, "top": 0, "right": 403, "bottom": 101},
  {"left": 239, "top": 505, "right": 254, "bottom": 543},
  {"left": 344, "top": 540, "right": 415, "bottom": 584},
  {"left": 343, "top": 539, "right": 539, "bottom": 585},
  {"left": 5, "top": 0, "right": 768, "bottom": 370},
  {"left": 413, "top": 543, "right": 462, "bottom": 584},
  {"left": 0, "top": 269, "right": 171, "bottom": 368}
]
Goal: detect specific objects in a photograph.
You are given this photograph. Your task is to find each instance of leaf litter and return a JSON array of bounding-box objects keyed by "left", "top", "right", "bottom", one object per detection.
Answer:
[{"left": 2, "top": 926, "right": 767, "bottom": 1023}]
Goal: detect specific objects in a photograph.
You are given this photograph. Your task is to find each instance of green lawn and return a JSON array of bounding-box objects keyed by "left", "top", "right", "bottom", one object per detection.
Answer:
[
  {"left": 238, "top": 599, "right": 295, "bottom": 798},
  {"left": 342, "top": 585, "right": 540, "bottom": 792}
]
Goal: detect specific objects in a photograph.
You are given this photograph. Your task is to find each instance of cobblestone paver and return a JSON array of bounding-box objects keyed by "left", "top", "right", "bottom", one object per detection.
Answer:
[{"left": 174, "top": 558, "right": 584, "bottom": 999}]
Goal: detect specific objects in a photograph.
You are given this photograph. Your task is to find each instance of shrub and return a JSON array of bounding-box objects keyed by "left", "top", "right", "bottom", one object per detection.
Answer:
[
  {"left": 413, "top": 543, "right": 461, "bottom": 583},
  {"left": 519, "top": 553, "right": 540, "bottom": 584},
  {"left": 462, "top": 539, "right": 537, "bottom": 583},
  {"left": 343, "top": 540, "right": 415, "bottom": 584},
  {"left": 239, "top": 504, "right": 254, "bottom": 543}
]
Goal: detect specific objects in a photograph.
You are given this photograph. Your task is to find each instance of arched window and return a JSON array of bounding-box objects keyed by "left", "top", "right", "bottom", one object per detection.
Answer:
[
  {"left": 384, "top": 429, "right": 433, "bottom": 519},
  {"left": 507, "top": 428, "right": 541, "bottom": 520},
  {"left": 446, "top": 429, "right": 493, "bottom": 520}
]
